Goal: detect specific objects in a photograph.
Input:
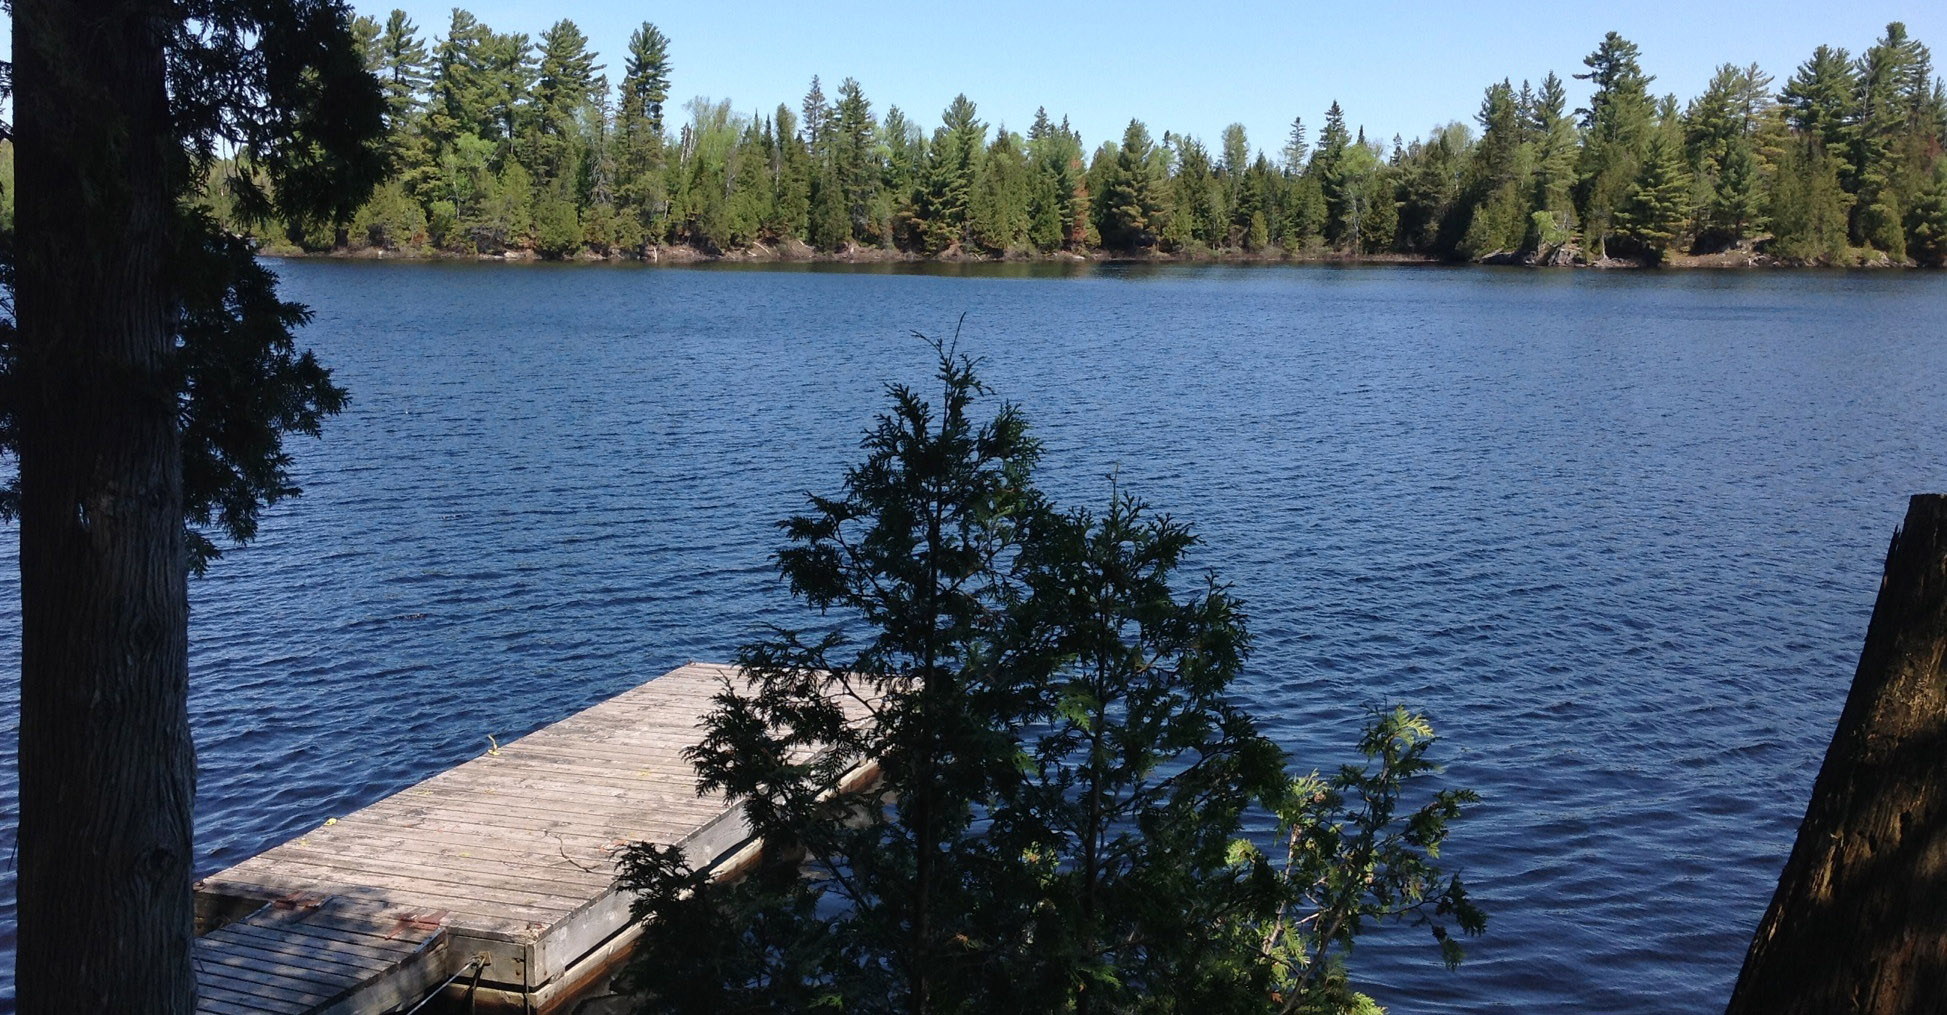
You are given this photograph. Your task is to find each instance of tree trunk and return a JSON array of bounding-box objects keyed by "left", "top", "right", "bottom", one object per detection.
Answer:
[
  {"left": 13, "top": 0, "right": 194, "bottom": 1011},
  {"left": 1726, "top": 494, "right": 1947, "bottom": 1015}
]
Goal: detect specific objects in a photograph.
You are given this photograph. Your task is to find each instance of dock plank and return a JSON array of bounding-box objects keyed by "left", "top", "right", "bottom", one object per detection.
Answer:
[
  {"left": 196, "top": 663, "right": 765, "bottom": 1012},
  {"left": 191, "top": 663, "right": 867, "bottom": 1014}
]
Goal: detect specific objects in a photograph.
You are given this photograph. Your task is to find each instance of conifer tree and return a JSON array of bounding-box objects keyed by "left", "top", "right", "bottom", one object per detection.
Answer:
[
  {"left": 832, "top": 78, "right": 882, "bottom": 244},
  {"left": 1394, "top": 127, "right": 1465, "bottom": 254},
  {"left": 527, "top": 19, "right": 603, "bottom": 210},
  {"left": 1528, "top": 72, "right": 1579, "bottom": 248},
  {"left": 8, "top": 0, "right": 385, "bottom": 1004},
  {"left": 1767, "top": 134, "right": 1853, "bottom": 262},
  {"left": 1574, "top": 32, "right": 1656, "bottom": 256},
  {"left": 801, "top": 76, "right": 831, "bottom": 160},
  {"left": 1168, "top": 136, "right": 1222, "bottom": 249},
  {"left": 919, "top": 95, "right": 987, "bottom": 253},
  {"left": 1282, "top": 115, "right": 1310, "bottom": 174},
  {"left": 770, "top": 105, "right": 812, "bottom": 241},
  {"left": 1313, "top": 102, "right": 1355, "bottom": 249},
  {"left": 1906, "top": 160, "right": 1947, "bottom": 265},
  {"left": 1685, "top": 63, "right": 1772, "bottom": 247},
  {"left": 1458, "top": 79, "right": 1530, "bottom": 257},
  {"left": 430, "top": 10, "right": 497, "bottom": 144},
  {"left": 1098, "top": 120, "right": 1163, "bottom": 251},
  {"left": 1780, "top": 46, "right": 1858, "bottom": 156},
  {"left": 615, "top": 22, "right": 672, "bottom": 247},
  {"left": 375, "top": 11, "right": 431, "bottom": 130},
  {"left": 881, "top": 106, "right": 927, "bottom": 245},
  {"left": 611, "top": 350, "right": 1485, "bottom": 1015},
  {"left": 1616, "top": 103, "right": 1692, "bottom": 261},
  {"left": 1849, "top": 23, "right": 1925, "bottom": 256}
]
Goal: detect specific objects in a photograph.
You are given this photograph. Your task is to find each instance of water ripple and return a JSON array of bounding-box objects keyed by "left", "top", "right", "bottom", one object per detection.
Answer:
[{"left": 0, "top": 263, "right": 1942, "bottom": 1012}]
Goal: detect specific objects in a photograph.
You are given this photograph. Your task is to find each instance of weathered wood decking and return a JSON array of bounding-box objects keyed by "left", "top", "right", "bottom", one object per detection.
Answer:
[{"left": 194, "top": 662, "right": 760, "bottom": 1014}]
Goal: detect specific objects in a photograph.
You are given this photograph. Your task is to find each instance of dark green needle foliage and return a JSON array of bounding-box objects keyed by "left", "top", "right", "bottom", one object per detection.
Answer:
[
  {"left": 1251, "top": 708, "right": 1487, "bottom": 1014},
  {"left": 619, "top": 335, "right": 1049, "bottom": 1013},
  {"left": 985, "top": 488, "right": 1287, "bottom": 1012},
  {"left": 617, "top": 345, "right": 1485, "bottom": 1014},
  {"left": 173, "top": 209, "right": 349, "bottom": 573}
]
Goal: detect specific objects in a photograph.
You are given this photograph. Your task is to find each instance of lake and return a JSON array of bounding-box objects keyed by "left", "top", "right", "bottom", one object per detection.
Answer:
[{"left": 1, "top": 261, "right": 1944, "bottom": 1011}]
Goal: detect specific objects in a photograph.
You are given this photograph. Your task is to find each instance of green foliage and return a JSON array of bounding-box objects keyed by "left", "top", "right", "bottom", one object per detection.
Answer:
[
  {"left": 1902, "top": 159, "right": 1947, "bottom": 265},
  {"left": 1530, "top": 209, "right": 1570, "bottom": 250},
  {"left": 171, "top": 211, "right": 350, "bottom": 572},
  {"left": 351, "top": 178, "right": 426, "bottom": 249},
  {"left": 832, "top": 78, "right": 882, "bottom": 244},
  {"left": 3, "top": 0, "right": 378, "bottom": 559},
  {"left": 970, "top": 130, "right": 1032, "bottom": 255},
  {"left": 532, "top": 190, "right": 582, "bottom": 258},
  {"left": 920, "top": 95, "right": 987, "bottom": 253},
  {"left": 1248, "top": 708, "right": 1487, "bottom": 1014},
  {"left": 1573, "top": 32, "right": 1656, "bottom": 257},
  {"left": 988, "top": 487, "right": 1287, "bottom": 1010},
  {"left": 1099, "top": 120, "right": 1164, "bottom": 251},
  {"left": 200, "top": 9, "right": 1947, "bottom": 265},
  {"left": 1684, "top": 63, "right": 1773, "bottom": 247},
  {"left": 0, "top": 142, "right": 14, "bottom": 232},
  {"left": 620, "top": 340, "right": 1046, "bottom": 1012},
  {"left": 614, "top": 347, "right": 1484, "bottom": 1015},
  {"left": 1767, "top": 136, "right": 1854, "bottom": 263},
  {"left": 1615, "top": 110, "right": 1692, "bottom": 261}
]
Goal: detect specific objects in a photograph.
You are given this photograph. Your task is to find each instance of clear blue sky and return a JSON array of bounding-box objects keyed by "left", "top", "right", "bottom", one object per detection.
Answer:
[
  {"left": 4, "top": 2, "right": 1917, "bottom": 159},
  {"left": 349, "top": 0, "right": 1945, "bottom": 155}
]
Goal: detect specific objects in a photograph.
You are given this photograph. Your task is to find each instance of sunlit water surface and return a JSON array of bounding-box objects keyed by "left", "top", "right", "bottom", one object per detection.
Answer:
[{"left": 2, "top": 261, "right": 1944, "bottom": 1012}]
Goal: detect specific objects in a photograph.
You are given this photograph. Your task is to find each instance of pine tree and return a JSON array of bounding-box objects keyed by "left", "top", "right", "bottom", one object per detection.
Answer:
[
  {"left": 1767, "top": 134, "right": 1853, "bottom": 263},
  {"left": 1168, "top": 136, "right": 1222, "bottom": 249},
  {"left": 1574, "top": 32, "right": 1656, "bottom": 257},
  {"left": 1780, "top": 46, "right": 1858, "bottom": 156},
  {"left": 430, "top": 9, "right": 497, "bottom": 144},
  {"left": 1220, "top": 122, "right": 1250, "bottom": 236},
  {"left": 480, "top": 27, "right": 534, "bottom": 150},
  {"left": 1281, "top": 115, "right": 1309, "bottom": 174},
  {"left": 919, "top": 94, "right": 986, "bottom": 253},
  {"left": 881, "top": 105, "right": 926, "bottom": 246},
  {"left": 831, "top": 78, "right": 881, "bottom": 244},
  {"left": 1098, "top": 119, "right": 1163, "bottom": 251},
  {"left": 1394, "top": 127, "right": 1465, "bottom": 254},
  {"left": 801, "top": 76, "right": 831, "bottom": 160},
  {"left": 1527, "top": 71, "right": 1579, "bottom": 250},
  {"left": 770, "top": 105, "right": 812, "bottom": 241},
  {"left": 526, "top": 19, "right": 603, "bottom": 214},
  {"left": 1457, "top": 79, "right": 1530, "bottom": 258},
  {"left": 1616, "top": 106, "right": 1692, "bottom": 261},
  {"left": 1850, "top": 23, "right": 1926, "bottom": 256},
  {"left": 615, "top": 22, "right": 671, "bottom": 247},
  {"left": 1313, "top": 101, "right": 1355, "bottom": 249},
  {"left": 376, "top": 10, "right": 431, "bottom": 131},
  {"left": 970, "top": 129, "right": 1032, "bottom": 254},
  {"left": 1905, "top": 160, "right": 1947, "bottom": 266},
  {"left": 1684, "top": 63, "right": 1772, "bottom": 248}
]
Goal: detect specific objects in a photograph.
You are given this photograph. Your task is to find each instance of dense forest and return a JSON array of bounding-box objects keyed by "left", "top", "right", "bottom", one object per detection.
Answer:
[{"left": 221, "top": 13, "right": 1947, "bottom": 265}]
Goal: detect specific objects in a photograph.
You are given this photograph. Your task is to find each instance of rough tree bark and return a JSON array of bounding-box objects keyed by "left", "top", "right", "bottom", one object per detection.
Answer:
[
  {"left": 13, "top": 0, "right": 195, "bottom": 1011},
  {"left": 1726, "top": 494, "right": 1947, "bottom": 1015}
]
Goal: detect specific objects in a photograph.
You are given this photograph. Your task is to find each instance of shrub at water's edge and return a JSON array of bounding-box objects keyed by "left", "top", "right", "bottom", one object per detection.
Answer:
[{"left": 612, "top": 341, "right": 1484, "bottom": 1014}]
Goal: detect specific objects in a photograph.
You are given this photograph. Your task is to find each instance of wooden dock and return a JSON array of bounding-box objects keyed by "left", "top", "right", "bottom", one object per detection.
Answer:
[{"left": 193, "top": 662, "right": 767, "bottom": 1014}]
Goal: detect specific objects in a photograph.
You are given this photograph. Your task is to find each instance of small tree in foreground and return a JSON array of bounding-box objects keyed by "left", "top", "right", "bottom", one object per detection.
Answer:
[{"left": 617, "top": 343, "right": 1484, "bottom": 1014}]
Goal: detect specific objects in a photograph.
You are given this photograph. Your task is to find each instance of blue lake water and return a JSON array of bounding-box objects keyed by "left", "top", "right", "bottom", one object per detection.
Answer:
[{"left": 2, "top": 261, "right": 1945, "bottom": 1011}]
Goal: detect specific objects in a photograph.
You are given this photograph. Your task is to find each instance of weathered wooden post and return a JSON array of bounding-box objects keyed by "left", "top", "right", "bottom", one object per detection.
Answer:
[{"left": 1726, "top": 494, "right": 1947, "bottom": 1015}]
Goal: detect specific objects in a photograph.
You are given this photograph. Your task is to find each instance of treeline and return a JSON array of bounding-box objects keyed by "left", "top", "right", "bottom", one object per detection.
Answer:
[{"left": 234, "top": 12, "right": 1947, "bottom": 265}]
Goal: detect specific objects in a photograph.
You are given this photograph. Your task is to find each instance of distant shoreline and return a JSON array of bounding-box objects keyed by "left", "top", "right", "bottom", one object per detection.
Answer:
[{"left": 258, "top": 242, "right": 1928, "bottom": 271}]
